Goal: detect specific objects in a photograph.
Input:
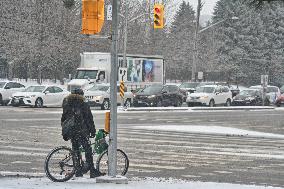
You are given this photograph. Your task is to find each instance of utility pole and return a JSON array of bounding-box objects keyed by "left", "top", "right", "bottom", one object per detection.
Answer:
[
  {"left": 123, "top": 0, "right": 128, "bottom": 67},
  {"left": 191, "top": 0, "right": 201, "bottom": 82},
  {"left": 109, "top": 0, "right": 119, "bottom": 177}
]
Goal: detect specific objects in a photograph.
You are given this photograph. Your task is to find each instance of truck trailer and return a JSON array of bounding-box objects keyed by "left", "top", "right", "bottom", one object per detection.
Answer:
[{"left": 67, "top": 52, "right": 164, "bottom": 92}]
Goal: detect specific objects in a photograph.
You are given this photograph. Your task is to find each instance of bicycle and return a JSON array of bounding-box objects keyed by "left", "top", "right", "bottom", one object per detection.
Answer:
[{"left": 44, "top": 129, "right": 129, "bottom": 182}]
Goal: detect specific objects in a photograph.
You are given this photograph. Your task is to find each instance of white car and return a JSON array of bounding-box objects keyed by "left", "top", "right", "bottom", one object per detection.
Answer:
[
  {"left": 0, "top": 81, "right": 25, "bottom": 105},
  {"left": 186, "top": 85, "right": 232, "bottom": 107},
  {"left": 249, "top": 85, "right": 281, "bottom": 104},
  {"left": 84, "top": 84, "right": 133, "bottom": 110},
  {"left": 9, "top": 85, "right": 70, "bottom": 107}
]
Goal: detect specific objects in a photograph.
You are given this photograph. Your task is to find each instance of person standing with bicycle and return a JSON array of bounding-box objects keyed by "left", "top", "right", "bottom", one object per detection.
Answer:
[{"left": 61, "top": 88, "right": 102, "bottom": 178}]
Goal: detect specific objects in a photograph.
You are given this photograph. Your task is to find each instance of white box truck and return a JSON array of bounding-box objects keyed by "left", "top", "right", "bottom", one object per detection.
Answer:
[{"left": 67, "top": 52, "right": 164, "bottom": 92}]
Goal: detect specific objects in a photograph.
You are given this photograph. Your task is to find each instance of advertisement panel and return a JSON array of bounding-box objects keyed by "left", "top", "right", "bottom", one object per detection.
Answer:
[{"left": 118, "top": 57, "right": 163, "bottom": 83}]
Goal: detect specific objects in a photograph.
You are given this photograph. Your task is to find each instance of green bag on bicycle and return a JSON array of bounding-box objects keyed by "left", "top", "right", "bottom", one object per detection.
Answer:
[{"left": 94, "top": 129, "right": 108, "bottom": 154}]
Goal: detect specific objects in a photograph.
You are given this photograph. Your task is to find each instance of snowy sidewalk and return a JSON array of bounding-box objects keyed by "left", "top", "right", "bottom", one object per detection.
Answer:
[{"left": 0, "top": 177, "right": 283, "bottom": 189}]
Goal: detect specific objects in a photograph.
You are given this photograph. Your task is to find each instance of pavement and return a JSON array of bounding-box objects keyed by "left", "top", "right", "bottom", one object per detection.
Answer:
[{"left": 0, "top": 176, "right": 283, "bottom": 189}]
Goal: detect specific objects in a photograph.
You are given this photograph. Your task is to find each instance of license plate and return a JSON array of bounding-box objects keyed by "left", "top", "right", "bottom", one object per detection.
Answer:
[
  {"left": 138, "top": 100, "right": 142, "bottom": 103},
  {"left": 14, "top": 99, "right": 19, "bottom": 103}
]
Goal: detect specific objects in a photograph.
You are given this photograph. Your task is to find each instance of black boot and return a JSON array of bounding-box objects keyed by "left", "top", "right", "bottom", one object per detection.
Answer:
[{"left": 90, "top": 168, "right": 104, "bottom": 178}]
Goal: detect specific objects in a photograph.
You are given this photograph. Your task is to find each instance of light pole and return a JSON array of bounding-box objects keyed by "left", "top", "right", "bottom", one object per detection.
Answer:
[
  {"left": 121, "top": 2, "right": 149, "bottom": 67},
  {"left": 191, "top": 0, "right": 201, "bottom": 82},
  {"left": 191, "top": 16, "right": 239, "bottom": 81}
]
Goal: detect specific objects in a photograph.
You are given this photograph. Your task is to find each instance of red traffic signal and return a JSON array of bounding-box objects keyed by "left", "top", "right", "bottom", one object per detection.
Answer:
[{"left": 153, "top": 4, "right": 164, "bottom": 29}]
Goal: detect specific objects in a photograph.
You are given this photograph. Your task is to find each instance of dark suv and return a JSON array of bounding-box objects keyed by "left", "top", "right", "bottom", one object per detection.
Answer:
[{"left": 133, "top": 84, "right": 183, "bottom": 107}]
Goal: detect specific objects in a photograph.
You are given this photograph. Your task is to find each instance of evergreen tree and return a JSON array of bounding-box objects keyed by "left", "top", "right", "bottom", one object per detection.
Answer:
[
  {"left": 167, "top": 1, "right": 195, "bottom": 81},
  {"left": 212, "top": 0, "right": 284, "bottom": 85}
]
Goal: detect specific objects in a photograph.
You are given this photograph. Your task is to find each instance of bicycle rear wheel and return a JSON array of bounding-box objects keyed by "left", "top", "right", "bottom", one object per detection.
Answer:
[
  {"left": 44, "top": 146, "right": 75, "bottom": 182},
  {"left": 96, "top": 149, "right": 129, "bottom": 176}
]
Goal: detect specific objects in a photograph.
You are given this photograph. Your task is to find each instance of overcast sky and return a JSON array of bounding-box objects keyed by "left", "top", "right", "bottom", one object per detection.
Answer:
[{"left": 188, "top": 0, "right": 218, "bottom": 15}]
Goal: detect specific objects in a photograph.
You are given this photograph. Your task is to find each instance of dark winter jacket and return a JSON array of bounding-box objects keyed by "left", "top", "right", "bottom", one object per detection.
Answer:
[{"left": 61, "top": 94, "right": 96, "bottom": 139}]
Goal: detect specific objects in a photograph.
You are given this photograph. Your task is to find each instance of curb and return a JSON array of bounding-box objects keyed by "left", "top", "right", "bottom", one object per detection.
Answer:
[
  {"left": 191, "top": 106, "right": 275, "bottom": 111},
  {"left": 0, "top": 172, "right": 45, "bottom": 179},
  {"left": 124, "top": 107, "right": 189, "bottom": 111},
  {"left": 125, "top": 106, "right": 275, "bottom": 112}
]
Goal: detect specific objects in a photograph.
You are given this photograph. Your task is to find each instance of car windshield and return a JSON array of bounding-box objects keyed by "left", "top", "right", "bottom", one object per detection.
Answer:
[
  {"left": 267, "top": 87, "right": 278, "bottom": 93},
  {"left": 179, "top": 83, "right": 199, "bottom": 88},
  {"left": 0, "top": 82, "right": 6, "bottom": 88},
  {"left": 195, "top": 86, "right": 215, "bottom": 93},
  {"left": 24, "top": 86, "right": 46, "bottom": 92},
  {"left": 88, "top": 85, "right": 109, "bottom": 92},
  {"left": 141, "top": 85, "right": 163, "bottom": 94},
  {"left": 75, "top": 70, "right": 98, "bottom": 79},
  {"left": 239, "top": 90, "right": 256, "bottom": 96}
]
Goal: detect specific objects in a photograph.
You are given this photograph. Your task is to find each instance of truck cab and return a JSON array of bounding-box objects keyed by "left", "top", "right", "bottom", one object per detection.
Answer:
[{"left": 67, "top": 68, "right": 106, "bottom": 92}]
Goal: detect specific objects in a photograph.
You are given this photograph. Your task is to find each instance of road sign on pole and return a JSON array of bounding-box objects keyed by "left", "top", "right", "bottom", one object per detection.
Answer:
[
  {"left": 120, "top": 81, "right": 125, "bottom": 98},
  {"left": 107, "top": 5, "right": 112, "bottom": 20},
  {"left": 261, "top": 75, "right": 268, "bottom": 87},
  {"left": 118, "top": 68, "right": 127, "bottom": 81}
]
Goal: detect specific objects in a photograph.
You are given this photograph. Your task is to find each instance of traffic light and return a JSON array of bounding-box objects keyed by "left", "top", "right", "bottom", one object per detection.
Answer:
[
  {"left": 81, "top": 0, "right": 104, "bottom": 35},
  {"left": 153, "top": 4, "right": 164, "bottom": 29}
]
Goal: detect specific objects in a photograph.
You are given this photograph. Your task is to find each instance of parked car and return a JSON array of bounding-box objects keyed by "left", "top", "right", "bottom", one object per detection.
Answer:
[
  {"left": 9, "top": 85, "right": 70, "bottom": 107},
  {"left": 186, "top": 85, "right": 232, "bottom": 107},
  {"left": 228, "top": 85, "right": 248, "bottom": 97},
  {"left": 0, "top": 81, "right": 25, "bottom": 105},
  {"left": 84, "top": 84, "right": 133, "bottom": 110},
  {"left": 280, "top": 85, "right": 284, "bottom": 94},
  {"left": 179, "top": 82, "right": 200, "bottom": 94},
  {"left": 232, "top": 89, "right": 269, "bottom": 106},
  {"left": 133, "top": 84, "right": 183, "bottom": 107},
  {"left": 275, "top": 94, "right": 284, "bottom": 107},
  {"left": 179, "top": 82, "right": 200, "bottom": 102},
  {"left": 249, "top": 85, "right": 280, "bottom": 104}
]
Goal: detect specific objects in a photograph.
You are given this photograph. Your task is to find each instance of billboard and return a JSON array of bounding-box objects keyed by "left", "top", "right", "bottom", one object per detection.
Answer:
[{"left": 120, "top": 57, "right": 163, "bottom": 83}]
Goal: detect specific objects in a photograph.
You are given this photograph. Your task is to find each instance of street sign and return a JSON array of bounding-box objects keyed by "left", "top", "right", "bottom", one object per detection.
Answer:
[
  {"left": 197, "top": 72, "right": 203, "bottom": 80},
  {"left": 119, "top": 81, "right": 125, "bottom": 98},
  {"left": 261, "top": 75, "right": 268, "bottom": 87},
  {"left": 118, "top": 68, "right": 127, "bottom": 82},
  {"left": 107, "top": 5, "right": 112, "bottom": 20}
]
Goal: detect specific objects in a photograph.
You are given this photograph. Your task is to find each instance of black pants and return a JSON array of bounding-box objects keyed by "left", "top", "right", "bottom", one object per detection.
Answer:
[{"left": 71, "top": 135, "right": 95, "bottom": 174}]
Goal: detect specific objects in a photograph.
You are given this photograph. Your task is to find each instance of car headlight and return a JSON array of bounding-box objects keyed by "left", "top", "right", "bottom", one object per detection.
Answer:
[
  {"left": 148, "top": 95, "right": 156, "bottom": 98},
  {"left": 245, "top": 97, "right": 254, "bottom": 101},
  {"left": 200, "top": 96, "right": 208, "bottom": 99},
  {"left": 93, "top": 96, "right": 103, "bottom": 100}
]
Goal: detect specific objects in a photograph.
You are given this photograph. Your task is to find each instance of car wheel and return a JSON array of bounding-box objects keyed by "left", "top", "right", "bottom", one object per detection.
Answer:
[
  {"left": 156, "top": 99, "right": 162, "bottom": 107},
  {"left": 225, "top": 99, "right": 231, "bottom": 107},
  {"left": 209, "top": 100, "right": 215, "bottom": 107},
  {"left": 0, "top": 94, "right": 3, "bottom": 106},
  {"left": 35, "top": 98, "right": 43, "bottom": 108},
  {"left": 101, "top": 99, "right": 110, "bottom": 110},
  {"left": 187, "top": 102, "right": 194, "bottom": 107},
  {"left": 276, "top": 101, "right": 281, "bottom": 107},
  {"left": 124, "top": 99, "right": 131, "bottom": 108}
]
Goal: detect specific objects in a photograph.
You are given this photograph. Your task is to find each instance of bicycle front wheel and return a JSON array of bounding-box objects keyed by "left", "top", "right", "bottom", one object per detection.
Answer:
[
  {"left": 96, "top": 149, "right": 129, "bottom": 176},
  {"left": 44, "top": 146, "right": 75, "bottom": 182}
]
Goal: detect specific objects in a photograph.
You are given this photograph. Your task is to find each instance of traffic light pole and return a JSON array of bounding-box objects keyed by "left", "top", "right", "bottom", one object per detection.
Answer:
[
  {"left": 109, "top": 0, "right": 119, "bottom": 177},
  {"left": 191, "top": 0, "right": 201, "bottom": 82},
  {"left": 96, "top": 0, "right": 127, "bottom": 184}
]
